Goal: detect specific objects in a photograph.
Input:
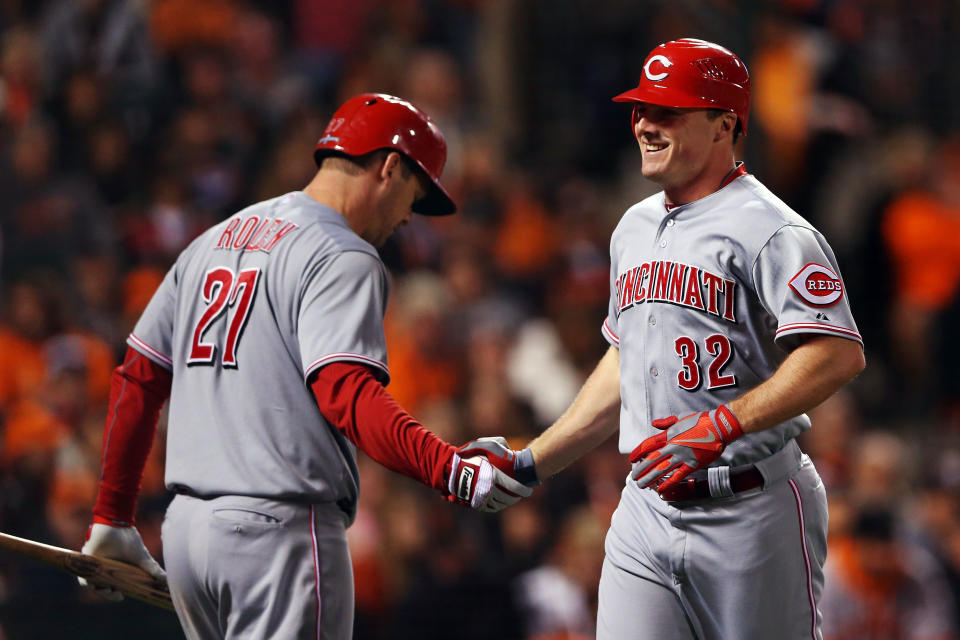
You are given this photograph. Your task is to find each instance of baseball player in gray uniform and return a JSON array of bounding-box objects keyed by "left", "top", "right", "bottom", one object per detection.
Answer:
[
  {"left": 475, "top": 39, "right": 866, "bottom": 639},
  {"left": 77, "top": 94, "right": 531, "bottom": 639}
]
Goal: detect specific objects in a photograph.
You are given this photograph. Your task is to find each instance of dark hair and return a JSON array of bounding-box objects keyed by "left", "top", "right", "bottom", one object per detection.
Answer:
[
  {"left": 320, "top": 149, "right": 414, "bottom": 178},
  {"left": 707, "top": 109, "right": 742, "bottom": 144}
]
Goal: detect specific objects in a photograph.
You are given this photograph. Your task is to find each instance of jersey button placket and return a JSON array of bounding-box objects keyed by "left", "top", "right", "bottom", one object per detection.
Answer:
[
  {"left": 646, "top": 313, "right": 660, "bottom": 381},
  {"left": 650, "top": 219, "right": 670, "bottom": 384}
]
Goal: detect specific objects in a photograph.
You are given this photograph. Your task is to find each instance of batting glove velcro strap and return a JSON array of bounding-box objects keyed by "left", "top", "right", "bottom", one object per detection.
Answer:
[
  {"left": 513, "top": 447, "right": 540, "bottom": 487},
  {"left": 79, "top": 523, "right": 167, "bottom": 601},
  {"left": 456, "top": 437, "right": 540, "bottom": 487},
  {"left": 629, "top": 404, "right": 743, "bottom": 494}
]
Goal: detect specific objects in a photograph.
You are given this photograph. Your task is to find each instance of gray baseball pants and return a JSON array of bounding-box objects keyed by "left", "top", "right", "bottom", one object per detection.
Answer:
[
  {"left": 162, "top": 494, "right": 353, "bottom": 639},
  {"left": 597, "top": 442, "right": 828, "bottom": 640}
]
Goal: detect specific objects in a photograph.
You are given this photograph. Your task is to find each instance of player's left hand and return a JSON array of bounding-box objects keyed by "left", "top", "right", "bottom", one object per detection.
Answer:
[
  {"left": 79, "top": 522, "right": 167, "bottom": 601},
  {"left": 629, "top": 404, "right": 743, "bottom": 493},
  {"left": 448, "top": 437, "right": 534, "bottom": 512}
]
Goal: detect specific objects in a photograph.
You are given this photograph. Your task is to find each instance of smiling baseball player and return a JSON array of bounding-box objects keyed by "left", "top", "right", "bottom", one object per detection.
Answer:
[
  {"left": 77, "top": 94, "right": 531, "bottom": 639},
  {"left": 477, "top": 39, "right": 866, "bottom": 639}
]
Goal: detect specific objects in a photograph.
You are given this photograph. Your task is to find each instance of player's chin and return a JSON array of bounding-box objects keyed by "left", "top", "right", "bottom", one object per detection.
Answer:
[
  {"left": 640, "top": 161, "right": 666, "bottom": 182},
  {"left": 640, "top": 151, "right": 668, "bottom": 170}
]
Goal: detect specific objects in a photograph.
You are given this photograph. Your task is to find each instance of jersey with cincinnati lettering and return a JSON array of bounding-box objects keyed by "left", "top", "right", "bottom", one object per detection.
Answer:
[
  {"left": 603, "top": 173, "right": 861, "bottom": 466},
  {"left": 129, "top": 191, "right": 390, "bottom": 523}
]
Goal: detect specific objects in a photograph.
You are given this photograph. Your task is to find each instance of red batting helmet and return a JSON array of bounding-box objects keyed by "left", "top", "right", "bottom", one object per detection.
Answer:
[
  {"left": 314, "top": 93, "right": 456, "bottom": 216},
  {"left": 613, "top": 38, "right": 751, "bottom": 135}
]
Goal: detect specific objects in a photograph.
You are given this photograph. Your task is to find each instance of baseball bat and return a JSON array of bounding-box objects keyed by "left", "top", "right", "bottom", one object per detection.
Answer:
[{"left": 0, "top": 531, "right": 175, "bottom": 611}]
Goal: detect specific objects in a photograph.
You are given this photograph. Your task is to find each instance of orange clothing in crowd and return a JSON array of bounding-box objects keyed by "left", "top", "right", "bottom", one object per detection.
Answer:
[
  {"left": 493, "top": 189, "right": 557, "bottom": 280},
  {"left": 383, "top": 316, "right": 461, "bottom": 416},
  {"left": 72, "top": 331, "right": 116, "bottom": 406},
  {"left": 2, "top": 397, "right": 69, "bottom": 464},
  {"left": 882, "top": 191, "right": 960, "bottom": 310},
  {"left": 150, "top": 0, "right": 238, "bottom": 53},
  {"left": 122, "top": 266, "right": 167, "bottom": 318},
  {"left": 0, "top": 327, "right": 46, "bottom": 411}
]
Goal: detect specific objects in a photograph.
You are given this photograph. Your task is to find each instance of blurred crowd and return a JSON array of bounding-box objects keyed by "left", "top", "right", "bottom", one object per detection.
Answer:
[{"left": 0, "top": 0, "right": 957, "bottom": 638}]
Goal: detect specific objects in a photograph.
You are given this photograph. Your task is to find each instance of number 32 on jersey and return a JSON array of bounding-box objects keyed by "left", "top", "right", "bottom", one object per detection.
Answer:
[
  {"left": 674, "top": 334, "right": 736, "bottom": 391},
  {"left": 188, "top": 267, "right": 261, "bottom": 368}
]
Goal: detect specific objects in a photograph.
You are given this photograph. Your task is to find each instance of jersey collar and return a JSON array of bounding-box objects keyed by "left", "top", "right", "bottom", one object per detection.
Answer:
[{"left": 664, "top": 162, "right": 748, "bottom": 212}]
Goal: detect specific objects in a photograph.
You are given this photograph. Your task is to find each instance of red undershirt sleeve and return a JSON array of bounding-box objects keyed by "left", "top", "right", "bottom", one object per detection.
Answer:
[
  {"left": 92, "top": 346, "right": 172, "bottom": 526},
  {"left": 310, "top": 362, "right": 455, "bottom": 492}
]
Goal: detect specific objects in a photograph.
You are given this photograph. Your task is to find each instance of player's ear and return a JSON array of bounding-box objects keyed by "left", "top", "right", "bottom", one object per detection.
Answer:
[
  {"left": 378, "top": 151, "right": 404, "bottom": 182},
  {"left": 714, "top": 114, "right": 736, "bottom": 142}
]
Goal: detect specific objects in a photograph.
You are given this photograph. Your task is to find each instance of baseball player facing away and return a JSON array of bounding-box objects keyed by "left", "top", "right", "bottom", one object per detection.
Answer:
[
  {"left": 77, "top": 93, "right": 532, "bottom": 639},
  {"left": 473, "top": 39, "right": 867, "bottom": 639}
]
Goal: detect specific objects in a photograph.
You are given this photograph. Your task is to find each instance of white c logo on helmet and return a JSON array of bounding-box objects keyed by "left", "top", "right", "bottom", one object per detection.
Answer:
[{"left": 644, "top": 55, "right": 673, "bottom": 81}]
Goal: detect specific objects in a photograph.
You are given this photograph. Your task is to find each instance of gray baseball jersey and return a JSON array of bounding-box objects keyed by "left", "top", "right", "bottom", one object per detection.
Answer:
[
  {"left": 596, "top": 171, "right": 859, "bottom": 640},
  {"left": 602, "top": 172, "right": 861, "bottom": 465},
  {"left": 129, "top": 191, "right": 390, "bottom": 523}
]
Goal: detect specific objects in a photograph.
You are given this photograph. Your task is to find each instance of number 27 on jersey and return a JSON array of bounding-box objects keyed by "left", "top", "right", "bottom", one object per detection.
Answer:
[{"left": 188, "top": 267, "right": 261, "bottom": 368}]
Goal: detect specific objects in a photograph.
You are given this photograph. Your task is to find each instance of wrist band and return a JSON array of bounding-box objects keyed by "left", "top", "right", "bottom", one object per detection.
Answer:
[
  {"left": 514, "top": 448, "right": 540, "bottom": 487},
  {"left": 707, "top": 466, "right": 735, "bottom": 498}
]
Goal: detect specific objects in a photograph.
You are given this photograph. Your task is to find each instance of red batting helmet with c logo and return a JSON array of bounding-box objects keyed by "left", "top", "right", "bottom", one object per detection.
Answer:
[
  {"left": 314, "top": 93, "right": 456, "bottom": 216},
  {"left": 613, "top": 38, "right": 751, "bottom": 135}
]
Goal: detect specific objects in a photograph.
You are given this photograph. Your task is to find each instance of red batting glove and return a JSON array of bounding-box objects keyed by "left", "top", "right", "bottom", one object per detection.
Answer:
[
  {"left": 629, "top": 404, "right": 743, "bottom": 493},
  {"left": 447, "top": 437, "right": 534, "bottom": 512},
  {"left": 447, "top": 453, "right": 496, "bottom": 509},
  {"left": 456, "top": 436, "right": 540, "bottom": 487}
]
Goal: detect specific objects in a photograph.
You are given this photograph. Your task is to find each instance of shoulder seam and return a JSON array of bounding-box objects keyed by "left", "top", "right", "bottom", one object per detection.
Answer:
[{"left": 750, "top": 223, "right": 820, "bottom": 276}]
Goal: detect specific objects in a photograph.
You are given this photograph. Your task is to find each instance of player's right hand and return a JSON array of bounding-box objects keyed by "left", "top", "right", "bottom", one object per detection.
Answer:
[
  {"left": 79, "top": 521, "right": 167, "bottom": 601},
  {"left": 447, "top": 437, "right": 534, "bottom": 512},
  {"left": 456, "top": 436, "right": 540, "bottom": 487},
  {"left": 629, "top": 404, "right": 743, "bottom": 493}
]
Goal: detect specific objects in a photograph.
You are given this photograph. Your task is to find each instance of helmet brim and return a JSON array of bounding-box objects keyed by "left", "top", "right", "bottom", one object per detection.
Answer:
[
  {"left": 402, "top": 154, "right": 456, "bottom": 216},
  {"left": 412, "top": 179, "right": 456, "bottom": 216},
  {"left": 612, "top": 86, "right": 722, "bottom": 110}
]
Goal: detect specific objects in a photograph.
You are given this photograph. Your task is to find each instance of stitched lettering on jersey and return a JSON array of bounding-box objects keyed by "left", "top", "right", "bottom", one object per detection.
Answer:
[
  {"left": 616, "top": 260, "right": 737, "bottom": 322},
  {"left": 215, "top": 216, "right": 300, "bottom": 253}
]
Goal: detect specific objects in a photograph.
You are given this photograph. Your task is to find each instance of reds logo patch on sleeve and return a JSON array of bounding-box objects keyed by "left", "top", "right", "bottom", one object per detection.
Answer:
[{"left": 788, "top": 263, "right": 843, "bottom": 307}]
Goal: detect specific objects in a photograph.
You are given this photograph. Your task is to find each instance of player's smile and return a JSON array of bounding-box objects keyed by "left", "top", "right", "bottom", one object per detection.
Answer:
[
  {"left": 641, "top": 139, "right": 670, "bottom": 158},
  {"left": 633, "top": 104, "right": 685, "bottom": 174},
  {"left": 633, "top": 103, "right": 726, "bottom": 202},
  {"left": 637, "top": 130, "right": 675, "bottom": 174}
]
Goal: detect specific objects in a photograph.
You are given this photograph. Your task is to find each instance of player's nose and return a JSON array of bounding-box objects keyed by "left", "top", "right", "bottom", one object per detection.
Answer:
[{"left": 634, "top": 116, "right": 657, "bottom": 139}]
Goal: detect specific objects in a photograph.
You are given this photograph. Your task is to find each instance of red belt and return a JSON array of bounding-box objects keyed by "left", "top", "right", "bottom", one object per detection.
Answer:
[{"left": 658, "top": 466, "right": 764, "bottom": 502}]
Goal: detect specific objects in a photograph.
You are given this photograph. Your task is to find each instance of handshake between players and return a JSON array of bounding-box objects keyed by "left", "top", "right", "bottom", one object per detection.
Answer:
[
  {"left": 446, "top": 437, "right": 540, "bottom": 512},
  {"left": 448, "top": 405, "right": 742, "bottom": 515}
]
